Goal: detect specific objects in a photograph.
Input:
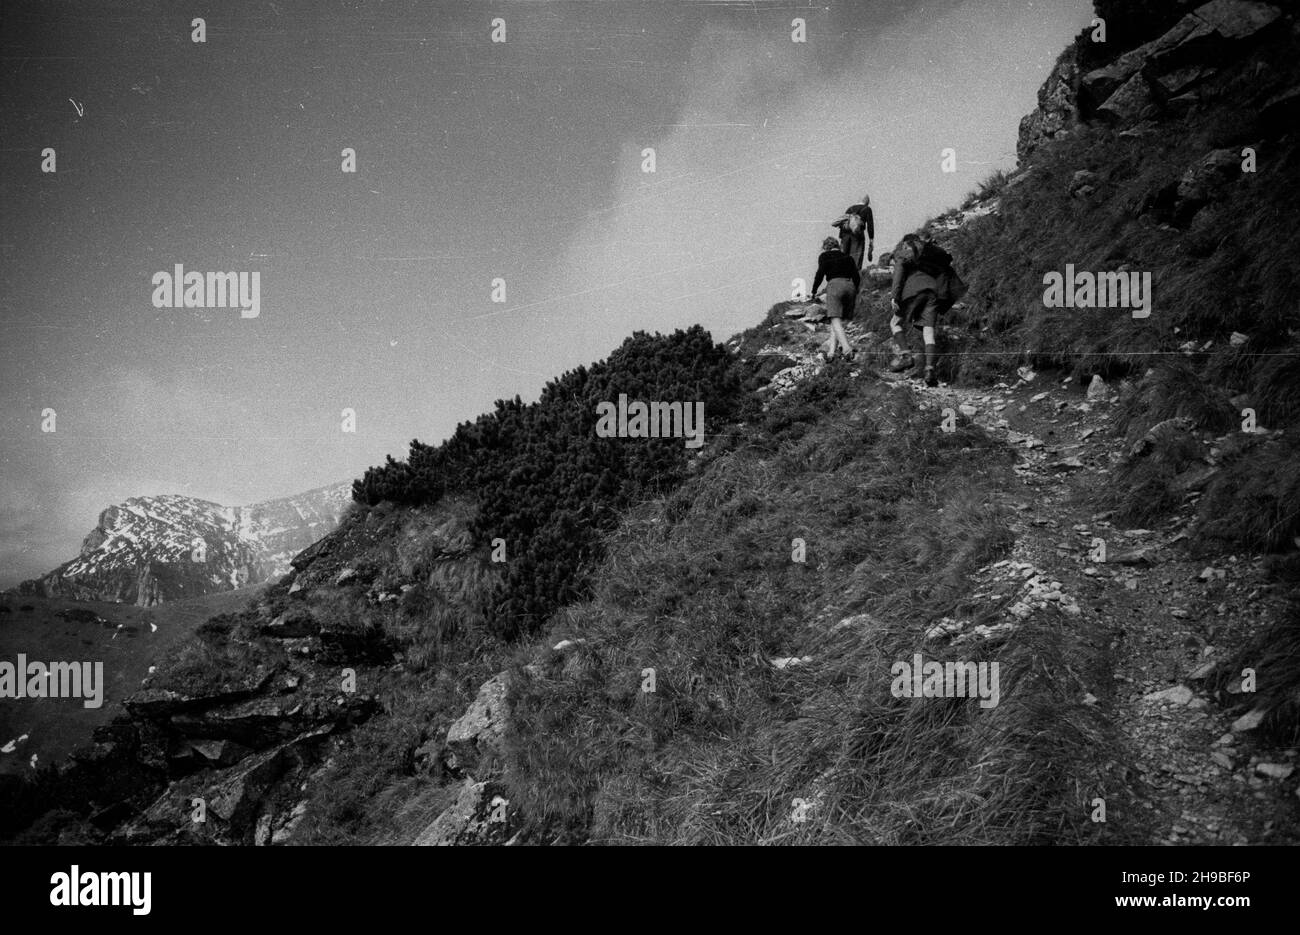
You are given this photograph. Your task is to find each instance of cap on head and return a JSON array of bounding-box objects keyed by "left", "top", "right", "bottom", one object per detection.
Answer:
[{"left": 822, "top": 237, "right": 841, "bottom": 251}]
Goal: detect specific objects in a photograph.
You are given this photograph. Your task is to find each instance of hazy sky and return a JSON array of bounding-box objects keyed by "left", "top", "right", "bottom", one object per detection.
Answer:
[{"left": 0, "top": 0, "right": 1091, "bottom": 586}]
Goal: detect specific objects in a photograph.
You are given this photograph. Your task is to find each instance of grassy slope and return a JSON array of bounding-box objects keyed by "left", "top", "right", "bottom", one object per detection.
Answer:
[{"left": 497, "top": 363, "right": 1129, "bottom": 844}]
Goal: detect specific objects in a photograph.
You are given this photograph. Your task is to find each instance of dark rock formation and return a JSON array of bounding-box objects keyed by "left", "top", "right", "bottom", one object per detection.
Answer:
[{"left": 1018, "top": 43, "right": 1082, "bottom": 162}]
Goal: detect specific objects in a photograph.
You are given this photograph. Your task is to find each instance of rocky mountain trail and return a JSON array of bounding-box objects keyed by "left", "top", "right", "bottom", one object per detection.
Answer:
[
  {"left": 747, "top": 306, "right": 1300, "bottom": 844},
  {"left": 923, "top": 372, "right": 1298, "bottom": 844}
]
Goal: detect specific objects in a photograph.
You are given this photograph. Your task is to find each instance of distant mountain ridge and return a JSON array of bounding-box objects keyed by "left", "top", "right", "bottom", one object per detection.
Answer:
[{"left": 18, "top": 483, "right": 351, "bottom": 605}]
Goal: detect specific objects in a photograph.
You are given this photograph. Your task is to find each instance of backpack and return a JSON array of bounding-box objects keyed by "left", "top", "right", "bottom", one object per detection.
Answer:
[
  {"left": 914, "top": 241, "right": 952, "bottom": 277},
  {"left": 832, "top": 213, "right": 863, "bottom": 236},
  {"left": 908, "top": 239, "right": 967, "bottom": 313}
]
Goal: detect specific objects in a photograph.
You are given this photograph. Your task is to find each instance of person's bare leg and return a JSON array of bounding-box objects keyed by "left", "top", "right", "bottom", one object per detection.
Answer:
[
  {"left": 888, "top": 313, "right": 913, "bottom": 371},
  {"left": 832, "top": 318, "right": 852, "bottom": 355}
]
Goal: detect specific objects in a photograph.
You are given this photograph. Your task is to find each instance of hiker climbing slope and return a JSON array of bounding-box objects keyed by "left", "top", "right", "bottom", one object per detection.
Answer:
[
  {"left": 833, "top": 194, "right": 875, "bottom": 270},
  {"left": 889, "top": 233, "right": 957, "bottom": 387},
  {"left": 811, "top": 236, "right": 858, "bottom": 359}
]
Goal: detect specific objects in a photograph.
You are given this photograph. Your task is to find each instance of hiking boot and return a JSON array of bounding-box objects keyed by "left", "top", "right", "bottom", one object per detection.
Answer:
[
  {"left": 922, "top": 344, "right": 938, "bottom": 387},
  {"left": 923, "top": 365, "right": 938, "bottom": 387}
]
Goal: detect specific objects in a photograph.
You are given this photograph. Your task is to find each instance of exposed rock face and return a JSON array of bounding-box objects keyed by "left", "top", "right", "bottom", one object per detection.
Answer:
[
  {"left": 81, "top": 597, "right": 381, "bottom": 845},
  {"left": 444, "top": 672, "right": 513, "bottom": 773},
  {"left": 1017, "top": 43, "right": 1081, "bottom": 163},
  {"left": 24, "top": 483, "right": 350, "bottom": 605},
  {"left": 1082, "top": 0, "right": 1282, "bottom": 123},
  {"left": 413, "top": 779, "right": 516, "bottom": 846},
  {"left": 1017, "top": 0, "right": 1284, "bottom": 155}
]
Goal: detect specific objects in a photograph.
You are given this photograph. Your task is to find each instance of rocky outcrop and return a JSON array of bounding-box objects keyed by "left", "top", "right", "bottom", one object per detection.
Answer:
[
  {"left": 444, "top": 672, "right": 512, "bottom": 773},
  {"left": 30, "top": 592, "right": 386, "bottom": 845},
  {"left": 1142, "top": 145, "right": 1253, "bottom": 225},
  {"left": 1175, "top": 147, "right": 1246, "bottom": 211},
  {"left": 1082, "top": 1, "right": 1283, "bottom": 123},
  {"left": 1017, "top": 0, "right": 1285, "bottom": 155},
  {"left": 119, "top": 726, "right": 333, "bottom": 845},
  {"left": 1018, "top": 43, "right": 1081, "bottom": 162},
  {"left": 407, "top": 639, "right": 590, "bottom": 845},
  {"left": 413, "top": 779, "right": 517, "bottom": 846}
]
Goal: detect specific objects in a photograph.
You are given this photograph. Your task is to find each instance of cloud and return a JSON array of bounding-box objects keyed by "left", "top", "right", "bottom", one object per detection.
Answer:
[{"left": 530, "top": 0, "right": 1090, "bottom": 352}]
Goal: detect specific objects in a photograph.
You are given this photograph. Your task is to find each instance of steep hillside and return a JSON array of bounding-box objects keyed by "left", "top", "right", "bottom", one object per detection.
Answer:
[
  {"left": 19, "top": 483, "right": 350, "bottom": 606},
  {"left": 4, "top": 0, "right": 1297, "bottom": 847},
  {"left": 901, "top": 1, "right": 1300, "bottom": 565}
]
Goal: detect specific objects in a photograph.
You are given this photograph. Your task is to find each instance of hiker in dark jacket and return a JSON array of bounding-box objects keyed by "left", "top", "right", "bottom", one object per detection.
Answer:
[
  {"left": 812, "top": 236, "right": 858, "bottom": 359},
  {"left": 889, "top": 233, "right": 944, "bottom": 386},
  {"left": 834, "top": 194, "right": 875, "bottom": 270}
]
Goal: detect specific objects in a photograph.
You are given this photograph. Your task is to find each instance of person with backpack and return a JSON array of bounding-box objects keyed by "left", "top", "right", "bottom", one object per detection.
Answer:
[
  {"left": 811, "top": 236, "right": 858, "bottom": 359},
  {"left": 888, "top": 233, "right": 960, "bottom": 387},
  {"left": 832, "top": 194, "right": 875, "bottom": 271}
]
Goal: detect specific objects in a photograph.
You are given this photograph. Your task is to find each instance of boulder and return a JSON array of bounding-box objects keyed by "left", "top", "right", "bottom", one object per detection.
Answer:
[
  {"left": 122, "top": 666, "right": 274, "bottom": 719},
  {"left": 1069, "top": 169, "right": 1100, "bottom": 198},
  {"left": 189, "top": 738, "right": 253, "bottom": 768},
  {"left": 1231, "top": 705, "right": 1267, "bottom": 732},
  {"left": 444, "top": 672, "right": 512, "bottom": 774},
  {"left": 271, "top": 801, "right": 308, "bottom": 845},
  {"left": 1152, "top": 63, "right": 1217, "bottom": 98},
  {"left": 1128, "top": 416, "right": 1195, "bottom": 460},
  {"left": 1079, "top": 17, "right": 1200, "bottom": 114},
  {"left": 1143, "top": 684, "right": 1194, "bottom": 705},
  {"left": 263, "top": 608, "right": 319, "bottom": 639},
  {"left": 1176, "top": 147, "right": 1242, "bottom": 209},
  {"left": 169, "top": 691, "right": 375, "bottom": 748},
  {"left": 1085, "top": 374, "right": 1108, "bottom": 402},
  {"left": 1147, "top": 0, "right": 1282, "bottom": 74},
  {"left": 413, "top": 779, "right": 515, "bottom": 846},
  {"left": 1097, "top": 71, "right": 1158, "bottom": 124},
  {"left": 121, "top": 727, "right": 331, "bottom": 845}
]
